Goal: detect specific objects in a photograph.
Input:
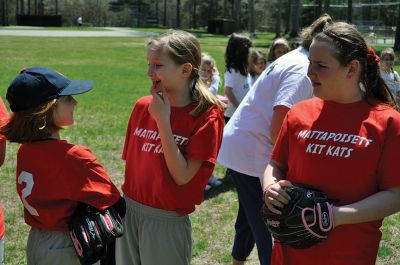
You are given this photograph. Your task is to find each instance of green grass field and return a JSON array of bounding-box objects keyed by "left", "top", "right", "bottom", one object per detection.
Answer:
[{"left": 0, "top": 32, "right": 399, "bottom": 265}]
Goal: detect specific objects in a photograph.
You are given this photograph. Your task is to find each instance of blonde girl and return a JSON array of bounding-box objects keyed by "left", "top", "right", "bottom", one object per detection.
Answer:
[{"left": 116, "top": 30, "right": 225, "bottom": 265}]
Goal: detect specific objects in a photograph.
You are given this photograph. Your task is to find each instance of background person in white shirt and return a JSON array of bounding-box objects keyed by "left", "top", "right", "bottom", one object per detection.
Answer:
[{"left": 217, "top": 14, "right": 333, "bottom": 265}]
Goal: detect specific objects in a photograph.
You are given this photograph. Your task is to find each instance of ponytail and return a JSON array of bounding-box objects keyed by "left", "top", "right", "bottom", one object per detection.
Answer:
[
  {"left": 190, "top": 77, "right": 226, "bottom": 117},
  {"left": 315, "top": 22, "right": 397, "bottom": 108}
]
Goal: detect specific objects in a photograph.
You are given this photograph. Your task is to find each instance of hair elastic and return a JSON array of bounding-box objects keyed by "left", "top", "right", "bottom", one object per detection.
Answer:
[{"left": 367, "top": 47, "right": 380, "bottom": 64}]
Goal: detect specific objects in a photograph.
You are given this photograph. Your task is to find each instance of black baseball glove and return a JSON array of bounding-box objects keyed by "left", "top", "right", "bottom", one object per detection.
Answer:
[
  {"left": 69, "top": 203, "right": 124, "bottom": 265},
  {"left": 261, "top": 183, "right": 333, "bottom": 249}
]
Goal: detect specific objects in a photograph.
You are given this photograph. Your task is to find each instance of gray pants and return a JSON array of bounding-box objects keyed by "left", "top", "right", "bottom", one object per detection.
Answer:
[
  {"left": 116, "top": 197, "right": 193, "bottom": 265},
  {"left": 0, "top": 237, "right": 4, "bottom": 265},
  {"left": 27, "top": 228, "right": 100, "bottom": 265}
]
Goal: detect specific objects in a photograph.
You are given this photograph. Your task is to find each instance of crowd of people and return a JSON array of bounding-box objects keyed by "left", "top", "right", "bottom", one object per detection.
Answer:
[{"left": 1, "top": 13, "right": 400, "bottom": 265}]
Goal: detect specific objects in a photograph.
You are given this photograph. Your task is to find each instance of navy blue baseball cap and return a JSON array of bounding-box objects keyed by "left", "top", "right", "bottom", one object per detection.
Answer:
[{"left": 6, "top": 67, "right": 93, "bottom": 112}]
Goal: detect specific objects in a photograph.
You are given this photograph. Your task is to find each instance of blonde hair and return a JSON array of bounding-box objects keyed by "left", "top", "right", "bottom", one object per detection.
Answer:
[
  {"left": 147, "top": 30, "right": 225, "bottom": 117},
  {"left": 0, "top": 99, "right": 62, "bottom": 143},
  {"left": 381, "top": 47, "right": 396, "bottom": 61},
  {"left": 200, "top": 52, "right": 217, "bottom": 86}
]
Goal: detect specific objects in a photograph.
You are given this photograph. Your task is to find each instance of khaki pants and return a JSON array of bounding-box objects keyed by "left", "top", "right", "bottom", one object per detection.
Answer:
[
  {"left": 27, "top": 228, "right": 100, "bottom": 265},
  {"left": 116, "top": 197, "right": 193, "bottom": 265}
]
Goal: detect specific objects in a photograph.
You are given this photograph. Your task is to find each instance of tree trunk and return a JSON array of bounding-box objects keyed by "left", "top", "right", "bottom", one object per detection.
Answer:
[
  {"left": 290, "top": 0, "right": 300, "bottom": 37},
  {"left": 316, "top": 0, "right": 322, "bottom": 17},
  {"left": 192, "top": 0, "right": 196, "bottom": 29},
  {"left": 347, "top": 0, "right": 352, "bottom": 23},
  {"left": 249, "top": 0, "right": 255, "bottom": 35},
  {"left": 233, "top": 0, "right": 240, "bottom": 32},
  {"left": 155, "top": 0, "right": 158, "bottom": 22},
  {"left": 163, "top": 0, "right": 167, "bottom": 26},
  {"left": 394, "top": 3, "right": 400, "bottom": 51},
  {"left": 285, "top": 0, "right": 292, "bottom": 34},
  {"left": 323, "top": 0, "right": 329, "bottom": 14},
  {"left": 275, "top": 0, "right": 282, "bottom": 37},
  {"left": 176, "top": 0, "right": 180, "bottom": 28}
]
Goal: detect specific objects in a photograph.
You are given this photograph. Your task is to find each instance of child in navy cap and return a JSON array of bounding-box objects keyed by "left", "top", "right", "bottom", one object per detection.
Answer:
[{"left": 1, "top": 67, "right": 125, "bottom": 265}]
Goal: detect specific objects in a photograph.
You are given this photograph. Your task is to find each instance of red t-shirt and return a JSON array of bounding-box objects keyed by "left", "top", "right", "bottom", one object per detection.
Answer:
[
  {"left": 0, "top": 97, "right": 8, "bottom": 239},
  {"left": 271, "top": 98, "right": 400, "bottom": 265},
  {"left": 122, "top": 96, "right": 224, "bottom": 215},
  {"left": 16, "top": 140, "right": 121, "bottom": 231}
]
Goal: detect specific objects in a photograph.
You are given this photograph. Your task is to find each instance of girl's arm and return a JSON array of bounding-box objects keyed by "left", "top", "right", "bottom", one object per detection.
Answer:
[
  {"left": 333, "top": 188, "right": 400, "bottom": 227},
  {"left": 262, "top": 160, "right": 292, "bottom": 214},
  {"left": 208, "top": 74, "right": 220, "bottom": 96},
  {"left": 148, "top": 87, "right": 203, "bottom": 185},
  {"left": 224, "top": 86, "right": 239, "bottom": 107}
]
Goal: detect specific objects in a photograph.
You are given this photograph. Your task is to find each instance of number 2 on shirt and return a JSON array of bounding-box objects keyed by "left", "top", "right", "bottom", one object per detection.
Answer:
[{"left": 18, "top": 171, "right": 39, "bottom": 216}]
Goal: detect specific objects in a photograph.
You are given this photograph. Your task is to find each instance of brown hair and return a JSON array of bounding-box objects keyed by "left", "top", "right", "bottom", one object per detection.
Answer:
[
  {"left": 225, "top": 33, "right": 252, "bottom": 76},
  {"left": 249, "top": 49, "right": 267, "bottom": 77},
  {"left": 267, "top": 38, "right": 290, "bottom": 61},
  {"left": 313, "top": 22, "right": 395, "bottom": 106},
  {"left": 147, "top": 30, "right": 225, "bottom": 117},
  {"left": 0, "top": 99, "right": 61, "bottom": 143},
  {"left": 300, "top": 14, "right": 333, "bottom": 50}
]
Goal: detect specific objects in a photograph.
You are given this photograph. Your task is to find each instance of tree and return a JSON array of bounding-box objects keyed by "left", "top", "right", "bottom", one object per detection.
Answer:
[
  {"left": 233, "top": 0, "right": 240, "bottom": 31},
  {"left": 275, "top": 0, "right": 283, "bottom": 37},
  {"left": 248, "top": 0, "right": 254, "bottom": 35},
  {"left": 394, "top": 3, "right": 400, "bottom": 51},
  {"left": 290, "top": 0, "right": 300, "bottom": 37},
  {"left": 176, "top": 0, "right": 180, "bottom": 27},
  {"left": 347, "top": 0, "right": 352, "bottom": 23}
]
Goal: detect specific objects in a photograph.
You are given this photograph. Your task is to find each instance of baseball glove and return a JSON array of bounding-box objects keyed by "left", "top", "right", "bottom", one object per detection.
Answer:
[
  {"left": 69, "top": 203, "right": 124, "bottom": 265},
  {"left": 261, "top": 183, "right": 333, "bottom": 249}
]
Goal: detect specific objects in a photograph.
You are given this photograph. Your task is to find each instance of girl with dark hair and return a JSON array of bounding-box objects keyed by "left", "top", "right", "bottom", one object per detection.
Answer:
[
  {"left": 224, "top": 33, "right": 252, "bottom": 123},
  {"left": 263, "top": 22, "right": 400, "bottom": 265}
]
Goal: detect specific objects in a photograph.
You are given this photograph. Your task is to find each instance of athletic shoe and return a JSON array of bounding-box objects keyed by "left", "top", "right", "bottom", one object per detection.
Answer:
[{"left": 208, "top": 175, "right": 222, "bottom": 186}]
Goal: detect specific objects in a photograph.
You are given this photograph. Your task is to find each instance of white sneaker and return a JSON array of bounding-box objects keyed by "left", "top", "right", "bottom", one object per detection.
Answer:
[
  {"left": 208, "top": 175, "right": 222, "bottom": 186},
  {"left": 205, "top": 184, "right": 212, "bottom": 191}
]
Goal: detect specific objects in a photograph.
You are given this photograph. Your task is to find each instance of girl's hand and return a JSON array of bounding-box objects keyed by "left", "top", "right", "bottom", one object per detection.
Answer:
[
  {"left": 211, "top": 66, "right": 219, "bottom": 76},
  {"left": 148, "top": 83, "right": 170, "bottom": 123},
  {"left": 263, "top": 180, "right": 292, "bottom": 214}
]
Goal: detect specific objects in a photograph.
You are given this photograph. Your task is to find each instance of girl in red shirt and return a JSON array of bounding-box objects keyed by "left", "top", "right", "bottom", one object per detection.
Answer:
[
  {"left": 263, "top": 22, "right": 400, "bottom": 265},
  {"left": 116, "top": 30, "right": 225, "bottom": 265}
]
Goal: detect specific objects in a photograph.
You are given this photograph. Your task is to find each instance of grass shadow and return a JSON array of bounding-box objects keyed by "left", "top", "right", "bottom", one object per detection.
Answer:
[{"left": 204, "top": 173, "right": 236, "bottom": 200}]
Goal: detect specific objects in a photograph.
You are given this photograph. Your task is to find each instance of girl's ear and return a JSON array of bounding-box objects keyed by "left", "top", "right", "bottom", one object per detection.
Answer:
[
  {"left": 347, "top": 59, "right": 361, "bottom": 79},
  {"left": 181, "top": 63, "right": 193, "bottom": 77}
]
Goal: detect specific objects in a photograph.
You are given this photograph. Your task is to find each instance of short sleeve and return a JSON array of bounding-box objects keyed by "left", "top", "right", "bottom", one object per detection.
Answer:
[
  {"left": 271, "top": 112, "right": 290, "bottom": 166},
  {"left": 377, "top": 115, "right": 400, "bottom": 190},
  {"left": 66, "top": 146, "right": 120, "bottom": 210},
  {"left": 224, "top": 70, "right": 236, "bottom": 88},
  {"left": 273, "top": 74, "right": 312, "bottom": 109},
  {"left": 185, "top": 108, "right": 224, "bottom": 166},
  {"left": 0, "top": 98, "right": 8, "bottom": 141},
  {"left": 122, "top": 109, "right": 135, "bottom": 160}
]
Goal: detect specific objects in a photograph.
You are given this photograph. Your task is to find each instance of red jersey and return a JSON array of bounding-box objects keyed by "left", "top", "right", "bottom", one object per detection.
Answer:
[
  {"left": 122, "top": 96, "right": 224, "bottom": 215},
  {"left": 271, "top": 98, "right": 400, "bottom": 265},
  {"left": 0, "top": 97, "right": 8, "bottom": 239},
  {"left": 16, "top": 139, "right": 121, "bottom": 231}
]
